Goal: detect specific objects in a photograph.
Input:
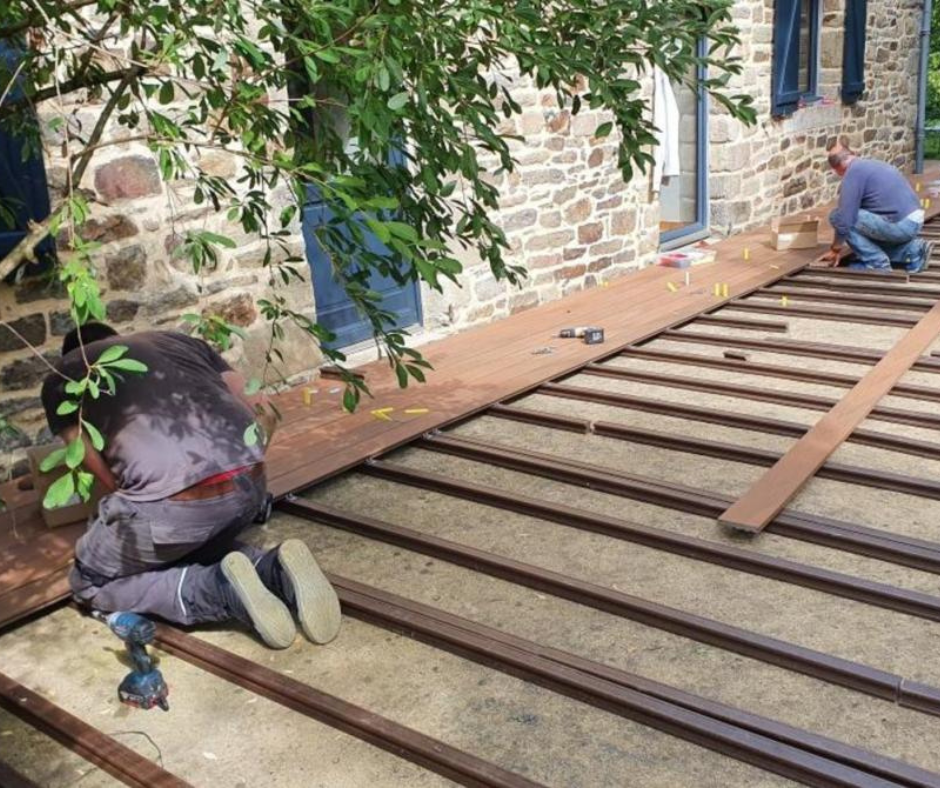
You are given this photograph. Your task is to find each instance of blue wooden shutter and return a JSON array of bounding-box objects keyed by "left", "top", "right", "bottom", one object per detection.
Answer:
[
  {"left": 842, "top": 0, "right": 867, "bottom": 104},
  {"left": 0, "top": 40, "right": 54, "bottom": 281},
  {"left": 772, "top": 0, "right": 802, "bottom": 117}
]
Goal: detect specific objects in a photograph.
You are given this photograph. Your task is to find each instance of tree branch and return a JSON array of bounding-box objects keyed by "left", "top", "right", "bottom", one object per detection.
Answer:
[
  {"left": 0, "top": 0, "right": 99, "bottom": 40},
  {"left": 0, "top": 66, "right": 141, "bottom": 281},
  {"left": 1, "top": 67, "right": 131, "bottom": 122}
]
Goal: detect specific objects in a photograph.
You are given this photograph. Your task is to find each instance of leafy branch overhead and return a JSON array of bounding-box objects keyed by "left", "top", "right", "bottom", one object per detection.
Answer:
[{"left": 1, "top": 0, "right": 754, "bottom": 499}]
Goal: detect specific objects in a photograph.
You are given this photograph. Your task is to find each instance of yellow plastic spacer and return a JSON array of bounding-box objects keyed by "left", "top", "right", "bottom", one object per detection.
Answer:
[
  {"left": 743, "top": 247, "right": 750, "bottom": 261},
  {"left": 713, "top": 282, "right": 721, "bottom": 297},
  {"left": 302, "top": 388, "right": 313, "bottom": 407},
  {"left": 721, "top": 283, "right": 730, "bottom": 299},
  {"left": 667, "top": 282, "right": 678, "bottom": 293},
  {"left": 781, "top": 296, "right": 789, "bottom": 307},
  {"left": 404, "top": 408, "right": 429, "bottom": 415}
]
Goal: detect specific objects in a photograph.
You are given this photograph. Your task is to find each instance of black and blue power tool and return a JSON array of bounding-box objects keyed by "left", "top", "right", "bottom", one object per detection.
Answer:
[{"left": 92, "top": 610, "right": 170, "bottom": 711}]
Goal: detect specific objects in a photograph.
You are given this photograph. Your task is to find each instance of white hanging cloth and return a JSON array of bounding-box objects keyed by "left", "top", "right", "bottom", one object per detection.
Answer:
[{"left": 652, "top": 66, "right": 680, "bottom": 193}]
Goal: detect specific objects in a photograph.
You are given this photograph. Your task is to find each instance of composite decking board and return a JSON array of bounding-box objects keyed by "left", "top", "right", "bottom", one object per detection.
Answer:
[
  {"left": 268, "top": 250, "right": 818, "bottom": 495},
  {"left": 719, "top": 301, "right": 940, "bottom": 533}
]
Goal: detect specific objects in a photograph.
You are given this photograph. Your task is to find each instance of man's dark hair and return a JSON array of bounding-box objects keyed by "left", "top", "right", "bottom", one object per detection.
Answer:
[
  {"left": 61, "top": 322, "right": 119, "bottom": 356},
  {"left": 826, "top": 140, "right": 855, "bottom": 169}
]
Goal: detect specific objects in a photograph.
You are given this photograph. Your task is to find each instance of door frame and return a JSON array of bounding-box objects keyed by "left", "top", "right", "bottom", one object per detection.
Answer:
[{"left": 659, "top": 39, "right": 709, "bottom": 250}]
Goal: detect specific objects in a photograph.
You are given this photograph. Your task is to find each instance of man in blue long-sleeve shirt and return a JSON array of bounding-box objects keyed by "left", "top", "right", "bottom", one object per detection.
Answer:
[{"left": 819, "top": 142, "right": 933, "bottom": 273}]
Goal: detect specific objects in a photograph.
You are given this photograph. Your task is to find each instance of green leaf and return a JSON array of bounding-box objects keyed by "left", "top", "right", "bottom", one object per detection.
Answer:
[
  {"left": 56, "top": 400, "right": 79, "bottom": 416},
  {"left": 386, "top": 222, "right": 418, "bottom": 242},
  {"left": 387, "top": 91, "right": 409, "bottom": 111},
  {"left": 595, "top": 121, "right": 614, "bottom": 138},
  {"left": 76, "top": 470, "right": 95, "bottom": 501},
  {"left": 243, "top": 422, "right": 259, "bottom": 447},
  {"left": 82, "top": 419, "right": 105, "bottom": 451},
  {"left": 158, "top": 81, "right": 174, "bottom": 104},
  {"left": 39, "top": 448, "right": 67, "bottom": 473},
  {"left": 43, "top": 472, "right": 76, "bottom": 510},
  {"left": 65, "top": 437, "right": 85, "bottom": 470},
  {"left": 96, "top": 344, "right": 129, "bottom": 364},
  {"left": 244, "top": 378, "right": 263, "bottom": 396},
  {"left": 107, "top": 359, "right": 149, "bottom": 373}
]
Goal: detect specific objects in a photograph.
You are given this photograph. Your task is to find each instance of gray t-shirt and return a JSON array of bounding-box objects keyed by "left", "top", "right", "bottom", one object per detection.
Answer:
[{"left": 41, "top": 331, "right": 263, "bottom": 501}]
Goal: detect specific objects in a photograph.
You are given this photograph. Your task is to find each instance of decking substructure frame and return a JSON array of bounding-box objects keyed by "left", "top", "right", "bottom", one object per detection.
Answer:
[{"left": 7, "top": 208, "right": 940, "bottom": 786}]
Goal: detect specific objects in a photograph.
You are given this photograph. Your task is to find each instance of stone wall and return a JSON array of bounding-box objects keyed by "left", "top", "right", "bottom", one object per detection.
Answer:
[
  {"left": 708, "top": 0, "right": 923, "bottom": 233},
  {"left": 422, "top": 82, "right": 662, "bottom": 334}
]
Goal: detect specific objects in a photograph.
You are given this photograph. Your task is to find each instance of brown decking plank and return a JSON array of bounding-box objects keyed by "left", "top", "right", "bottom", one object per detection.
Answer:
[
  {"left": 719, "top": 302, "right": 940, "bottom": 533},
  {"left": 268, "top": 250, "right": 814, "bottom": 495},
  {"left": 0, "top": 672, "right": 191, "bottom": 788}
]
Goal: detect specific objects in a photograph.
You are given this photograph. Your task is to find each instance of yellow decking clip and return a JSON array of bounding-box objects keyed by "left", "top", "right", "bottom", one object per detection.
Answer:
[
  {"left": 404, "top": 408, "right": 429, "bottom": 415},
  {"left": 302, "top": 388, "right": 313, "bottom": 407},
  {"left": 743, "top": 247, "right": 750, "bottom": 261},
  {"left": 371, "top": 407, "right": 394, "bottom": 421},
  {"left": 917, "top": 181, "right": 923, "bottom": 192},
  {"left": 713, "top": 282, "right": 721, "bottom": 297},
  {"left": 781, "top": 295, "right": 789, "bottom": 307},
  {"left": 721, "top": 283, "right": 730, "bottom": 299},
  {"left": 770, "top": 264, "right": 781, "bottom": 270},
  {"left": 667, "top": 282, "right": 678, "bottom": 293}
]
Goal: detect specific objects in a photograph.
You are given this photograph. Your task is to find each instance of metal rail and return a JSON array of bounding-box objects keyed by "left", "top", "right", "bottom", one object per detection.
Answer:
[
  {"left": 579, "top": 365, "right": 940, "bottom": 431},
  {"left": 364, "top": 458, "right": 940, "bottom": 622},
  {"left": 333, "top": 576, "right": 933, "bottom": 788},
  {"left": 0, "top": 761, "right": 42, "bottom": 788},
  {"left": 776, "top": 279, "right": 940, "bottom": 300},
  {"left": 618, "top": 347, "right": 940, "bottom": 402},
  {"left": 533, "top": 383, "right": 940, "bottom": 461},
  {"left": 659, "top": 329, "right": 940, "bottom": 372},
  {"left": 692, "top": 314, "right": 790, "bottom": 332},
  {"left": 487, "top": 403, "right": 940, "bottom": 501},
  {"left": 280, "top": 497, "right": 938, "bottom": 716},
  {"left": 753, "top": 287, "right": 936, "bottom": 313},
  {"left": 721, "top": 301, "right": 923, "bottom": 328},
  {"left": 155, "top": 625, "right": 546, "bottom": 788},
  {"left": 419, "top": 433, "right": 940, "bottom": 576},
  {"left": 0, "top": 671, "right": 191, "bottom": 788}
]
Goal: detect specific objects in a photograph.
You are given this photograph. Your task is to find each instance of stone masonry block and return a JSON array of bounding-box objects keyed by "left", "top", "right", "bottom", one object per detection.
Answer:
[
  {"left": 105, "top": 244, "right": 147, "bottom": 290},
  {"left": 94, "top": 155, "right": 162, "bottom": 203},
  {"left": 577, "top": 222, "right": 603, "bottom": 245},
  {"left": 0, "top": 314, "right": 46, "bottom": 353}
]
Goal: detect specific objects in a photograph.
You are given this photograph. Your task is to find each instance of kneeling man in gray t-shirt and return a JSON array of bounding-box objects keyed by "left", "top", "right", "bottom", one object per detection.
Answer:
[{"left": 42, "top": 322, "right": 340, "bottom": 649}]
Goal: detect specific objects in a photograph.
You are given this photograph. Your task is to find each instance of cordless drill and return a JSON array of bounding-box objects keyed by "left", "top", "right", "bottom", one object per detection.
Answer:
[{"left": 92, "top": 611, "right": 170, "bottom": 711}]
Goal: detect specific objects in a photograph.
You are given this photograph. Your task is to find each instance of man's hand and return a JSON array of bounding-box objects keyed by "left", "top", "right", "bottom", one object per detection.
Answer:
[{"left": 818, "top": 247, "right": 842, "bottom": 266}]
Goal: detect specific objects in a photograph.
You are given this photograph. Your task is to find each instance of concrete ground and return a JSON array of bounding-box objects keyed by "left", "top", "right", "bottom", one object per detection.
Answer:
[{"left": 3, "top": 306, "right": 940, "bottom": 785}]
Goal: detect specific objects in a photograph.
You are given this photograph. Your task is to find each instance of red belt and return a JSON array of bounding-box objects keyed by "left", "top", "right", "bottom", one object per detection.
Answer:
[{"left": 169, "top": 464, "right": 264, "bottom": 501}]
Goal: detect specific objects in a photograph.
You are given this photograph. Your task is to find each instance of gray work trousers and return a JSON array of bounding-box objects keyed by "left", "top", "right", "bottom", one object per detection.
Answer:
[{"left": 69, "top": 472, "right": 270, "bottom": 626}]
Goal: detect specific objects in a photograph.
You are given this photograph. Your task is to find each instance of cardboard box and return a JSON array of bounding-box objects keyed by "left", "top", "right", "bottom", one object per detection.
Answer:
[
  {"left": 771, "top": 216, "right": 820, "bottom": 250},
  {"left": 27, "top": 444, "right": 103, "bottom": 528}
]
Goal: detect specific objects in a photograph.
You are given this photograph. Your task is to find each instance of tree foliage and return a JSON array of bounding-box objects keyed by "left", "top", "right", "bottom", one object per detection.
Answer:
[{"left": 0, "top": 0, "right": 755, "bottom": 504}]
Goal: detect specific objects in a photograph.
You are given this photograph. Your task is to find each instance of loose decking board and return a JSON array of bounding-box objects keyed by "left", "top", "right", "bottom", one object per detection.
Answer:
[
  {"left": 1, "top": 167, "right": 938, "bottom": 632},
  {"left": 719, "top": 300, "right": 940, "bottom": 532}
]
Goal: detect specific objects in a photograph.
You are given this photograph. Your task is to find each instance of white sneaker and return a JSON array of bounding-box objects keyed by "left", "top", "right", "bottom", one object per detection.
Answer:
[
  {"left": 221, "top": 552, "right": 296, "bottom": 649},
  {"left": 278, "top": 539, "right": 341, "bottom": 644}
]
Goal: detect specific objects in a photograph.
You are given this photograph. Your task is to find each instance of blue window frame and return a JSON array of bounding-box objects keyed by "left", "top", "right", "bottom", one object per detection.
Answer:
[
  {"left": 772, "top": 0, "right": 821, "bottom": 117},
  {"left": 0, "top": 40, "right": 54, "bottom": 281},
  {"left": 842, "top": 0, "right": 867, "bottom": 104}
]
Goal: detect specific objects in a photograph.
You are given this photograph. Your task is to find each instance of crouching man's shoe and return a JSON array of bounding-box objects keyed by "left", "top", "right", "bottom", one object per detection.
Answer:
[
  {"left": 221, "top": 552, "right": 297, "bottom": 649},
  {"left": 277, "top": 539, "right": 342, "bottom": 644}
]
